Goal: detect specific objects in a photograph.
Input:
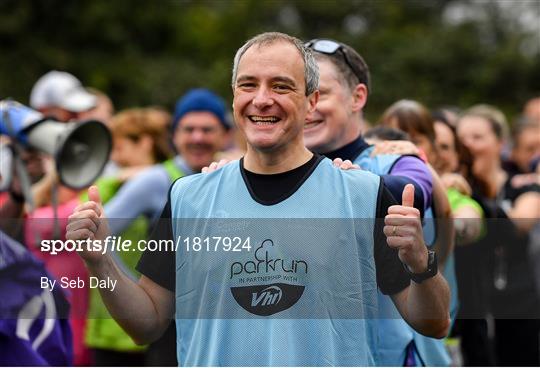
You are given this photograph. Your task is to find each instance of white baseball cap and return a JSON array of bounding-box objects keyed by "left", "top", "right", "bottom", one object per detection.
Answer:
[{"left": 30, "top": 71, "right": 97, "bottom": 112}]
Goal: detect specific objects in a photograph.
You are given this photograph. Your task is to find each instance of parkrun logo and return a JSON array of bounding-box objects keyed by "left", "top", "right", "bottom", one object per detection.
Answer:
[
  {"left": 230, "top": 239, "right": 308, "bottom": 279},
  {"left": 229, "top": 239, "right": 307, "bottom": 316}
]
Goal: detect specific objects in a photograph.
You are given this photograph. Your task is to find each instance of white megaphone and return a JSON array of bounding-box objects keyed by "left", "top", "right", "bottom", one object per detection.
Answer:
[{"left": 0, "top": 100, "right": 111, "bottom": 189}]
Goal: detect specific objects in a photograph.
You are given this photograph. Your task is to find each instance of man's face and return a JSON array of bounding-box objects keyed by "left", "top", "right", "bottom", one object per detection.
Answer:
[
  {"left": 173, "top": 111, "right": 227, "bottom": 172},
  {"left": 304, "top": 59, "right": 358, "bottom": 153},
  {"left": 39, "top": 107, "right": 79, "bottom": 122},
  {"left": 233, "top": 41, "right": 317, "bottom": 153}
]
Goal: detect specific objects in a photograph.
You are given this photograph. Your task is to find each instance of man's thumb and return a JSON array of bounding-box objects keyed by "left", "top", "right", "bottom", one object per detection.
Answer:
[
  {"left": 402, "top": 183, "right": 415, "bottom": 208},
  {"left": 88, "top": 185, "right": 102, "bottom": 205}
]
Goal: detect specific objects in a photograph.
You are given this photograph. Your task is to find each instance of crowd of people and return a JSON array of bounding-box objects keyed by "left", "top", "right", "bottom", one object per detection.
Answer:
[{"left": 1, "top": 31, "right": 539, "bottom": 367}]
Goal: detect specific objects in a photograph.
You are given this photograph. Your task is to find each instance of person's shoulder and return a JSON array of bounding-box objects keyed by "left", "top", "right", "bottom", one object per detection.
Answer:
[
  {"left": 132, "top": 164, "right": 171, "bottom": 185},
  {"left": 171, "top": 160, "right": 240, "bottom": 194}
]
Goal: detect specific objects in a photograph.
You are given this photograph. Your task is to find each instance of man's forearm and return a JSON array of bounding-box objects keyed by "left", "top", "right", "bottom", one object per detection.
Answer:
[
  {"left": 86, "top": 255, "right": 172, "bottom": 344},
  {"left": 406, "top": 273, "right": 450, "bottom": 338}
]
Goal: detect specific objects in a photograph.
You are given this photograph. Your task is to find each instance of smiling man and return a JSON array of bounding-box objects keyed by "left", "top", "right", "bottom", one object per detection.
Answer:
[
  {"left": 66, "top": 32, "right": 449, "bottom": 366},
  {"left": 172, "top": 89, "right": 232, "bottom": 173}
]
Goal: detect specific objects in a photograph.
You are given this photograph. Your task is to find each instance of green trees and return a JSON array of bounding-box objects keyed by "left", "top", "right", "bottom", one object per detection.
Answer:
[{"left": 1, "top": 0, "right": 538, "bottom": 120}]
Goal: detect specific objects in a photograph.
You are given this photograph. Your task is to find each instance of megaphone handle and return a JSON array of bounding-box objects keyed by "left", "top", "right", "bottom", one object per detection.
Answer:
[{"left": 12, "top": 144, "right": 35, "bottom": 212}]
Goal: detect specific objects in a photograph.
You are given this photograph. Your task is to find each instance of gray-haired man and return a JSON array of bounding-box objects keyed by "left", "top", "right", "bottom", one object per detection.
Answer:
[{"left": 67, "top": 32, "right": 449, "bottom": 366}]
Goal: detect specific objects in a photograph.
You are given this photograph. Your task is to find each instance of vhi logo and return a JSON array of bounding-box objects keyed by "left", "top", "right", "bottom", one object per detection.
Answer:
[
  {"left": 229, "top": 239, "right": 306, "bottom": 316},
  {"left": 251, "top": 285, "right": 282, "bottom": 307}
]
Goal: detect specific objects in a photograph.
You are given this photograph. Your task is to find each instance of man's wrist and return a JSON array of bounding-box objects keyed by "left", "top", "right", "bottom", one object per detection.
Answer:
[
  {"left": 405, "top": 249, "right": 429, "bottom": 273},
  {"left": 404, "top": 250, "right": 438, "bottom": 283},
  {"left": 83, "top": 250, "right": 112, "bottom": 273}
]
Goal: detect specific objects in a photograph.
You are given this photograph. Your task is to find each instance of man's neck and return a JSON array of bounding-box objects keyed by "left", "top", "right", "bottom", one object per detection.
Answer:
[
  {"left": 243, "top": 145, "right": 313, "bottom": 174},
  {"left": 323, "top": 132, "right": 369, "bottom": 161}
]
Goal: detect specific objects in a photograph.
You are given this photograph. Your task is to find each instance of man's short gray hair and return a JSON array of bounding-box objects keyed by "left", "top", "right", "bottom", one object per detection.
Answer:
[{"left": 231, "top": 32, "right": 319, "bottom": 96}]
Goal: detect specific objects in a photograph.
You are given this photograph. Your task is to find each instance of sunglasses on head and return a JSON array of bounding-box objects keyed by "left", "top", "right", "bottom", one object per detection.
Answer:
[{"left": 305, "top": 39, "right": 366, "bottom": 87}]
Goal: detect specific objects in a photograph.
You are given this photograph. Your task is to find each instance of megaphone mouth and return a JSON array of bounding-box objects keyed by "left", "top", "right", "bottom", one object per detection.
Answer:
[{"left": 56, "top": 120, "right": 112, "bottom": 189}]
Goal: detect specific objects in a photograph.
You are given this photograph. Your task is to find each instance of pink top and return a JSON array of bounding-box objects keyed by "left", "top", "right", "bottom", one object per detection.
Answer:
[{"left": 25, "top": 198, "right": 92, "bottom": 366}]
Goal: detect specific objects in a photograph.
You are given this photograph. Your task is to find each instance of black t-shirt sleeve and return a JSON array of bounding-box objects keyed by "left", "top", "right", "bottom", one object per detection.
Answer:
[
  {"left": 135, "top": 194, "right": 175, "bottom": 292},
  {"left": 381, "top": 174, "right": 425, "bottom": 218},
  {"left": 373, "top": 178, "right": 411, "bottom": 295}
]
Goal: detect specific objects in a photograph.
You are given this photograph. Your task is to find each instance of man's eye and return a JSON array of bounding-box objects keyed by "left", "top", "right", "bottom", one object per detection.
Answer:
[
  {"left": 239, "top": 83, "right": 255, "bottom": 88},
  {"left": 274, "top": 84, "right": 291, "bottom": 92}
]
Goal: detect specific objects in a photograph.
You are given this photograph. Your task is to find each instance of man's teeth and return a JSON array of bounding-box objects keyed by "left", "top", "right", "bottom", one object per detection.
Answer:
[{"left": 250, "top": 116, "right": 279, "bottom": 124}]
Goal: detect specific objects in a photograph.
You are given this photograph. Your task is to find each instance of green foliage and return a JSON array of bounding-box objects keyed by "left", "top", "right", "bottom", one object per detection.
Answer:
[{"left": 0, "top": 0, "right": 537, "bottom": 121}]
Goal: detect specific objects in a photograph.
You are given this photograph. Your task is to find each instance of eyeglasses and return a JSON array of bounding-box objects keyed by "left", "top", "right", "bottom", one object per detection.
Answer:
[{"left": 305, "top": 39, "right": 367, "bottom": 88}]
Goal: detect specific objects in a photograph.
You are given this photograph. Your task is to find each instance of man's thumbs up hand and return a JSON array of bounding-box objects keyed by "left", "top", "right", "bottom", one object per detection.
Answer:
[
  {"left": 66, "top": 185, "right": 111, "bottom": 266},
  {"left": 401, "top": 183, "right": 415, "bottom": 208},
  {"left": 88, "top": 185, "right": 103, "bottom": 206},
  {"left": 384, "top": 184, "right": 429, "bottom": 274}
]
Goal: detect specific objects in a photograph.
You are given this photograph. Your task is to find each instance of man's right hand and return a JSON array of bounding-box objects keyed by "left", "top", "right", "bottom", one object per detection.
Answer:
[{"left": 66, "top": 185, "right": 111, "bottom": 266}]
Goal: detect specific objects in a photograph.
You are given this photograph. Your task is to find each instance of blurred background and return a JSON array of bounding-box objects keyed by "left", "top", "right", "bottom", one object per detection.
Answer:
[{"left": 1, "top": 0, "right": 538, "bottom": 123}]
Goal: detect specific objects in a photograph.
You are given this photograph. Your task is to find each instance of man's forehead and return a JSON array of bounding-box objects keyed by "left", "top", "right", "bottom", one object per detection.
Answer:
[
  {"left": 317, "top": 59, "right": 342, "bottom": 82},
  {"left": 236, "top": 42, "right": 305, "bottom": 89},
  {"left": 237, "top": 41, "right": 303, "bottom": 72}
]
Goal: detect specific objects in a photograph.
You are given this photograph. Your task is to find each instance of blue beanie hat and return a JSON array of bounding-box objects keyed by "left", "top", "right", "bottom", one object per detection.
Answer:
[{"left": 172, "top": 88, "right": 230, "bottom": 132}]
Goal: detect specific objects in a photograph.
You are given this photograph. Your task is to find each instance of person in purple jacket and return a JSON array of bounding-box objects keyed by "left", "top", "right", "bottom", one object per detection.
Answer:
[{"left": 0, "top": 231, "right": 72, "bottom": 366}]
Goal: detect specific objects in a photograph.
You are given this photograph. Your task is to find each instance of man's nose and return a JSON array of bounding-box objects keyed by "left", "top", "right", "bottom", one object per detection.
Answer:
[
  {"left": 252, "top": 86, "right": 274, "bottom": 109},
  {"left": 191, "top": 129, "right": 206, "bottom": 142}
]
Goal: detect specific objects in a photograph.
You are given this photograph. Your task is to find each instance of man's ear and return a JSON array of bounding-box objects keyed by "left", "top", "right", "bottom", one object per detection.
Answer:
[
  {"left": 351, "top": 83, "right": 368, "bottom": 113},
  {"left": 307, "top": 90, "right": 320, "bottom": 114}
]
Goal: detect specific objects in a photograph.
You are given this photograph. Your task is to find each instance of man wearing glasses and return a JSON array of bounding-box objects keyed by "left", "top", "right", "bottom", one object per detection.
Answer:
[
  {"left": 67, "top": 32, "right": 450, "bottom": 366},
  {"left": 305, "top": 39, "right": 453, "bottom": 366}
]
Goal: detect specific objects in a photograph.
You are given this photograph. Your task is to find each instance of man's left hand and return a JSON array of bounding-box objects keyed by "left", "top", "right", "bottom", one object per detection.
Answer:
[
  {"left": 384, "top": 184, "right": 428, "bottom": 273},
  {"left": 332, "top": 158, "right": 360, "bottom": 170}
]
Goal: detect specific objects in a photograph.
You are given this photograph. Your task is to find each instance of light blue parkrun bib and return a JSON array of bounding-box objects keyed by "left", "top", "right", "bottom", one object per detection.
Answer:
[
  {"left": 355, "top": 147, "right": 455, "bottom": 367},
  {"left": 169, "top": 158, "right": 383, "bottom": 366}
]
